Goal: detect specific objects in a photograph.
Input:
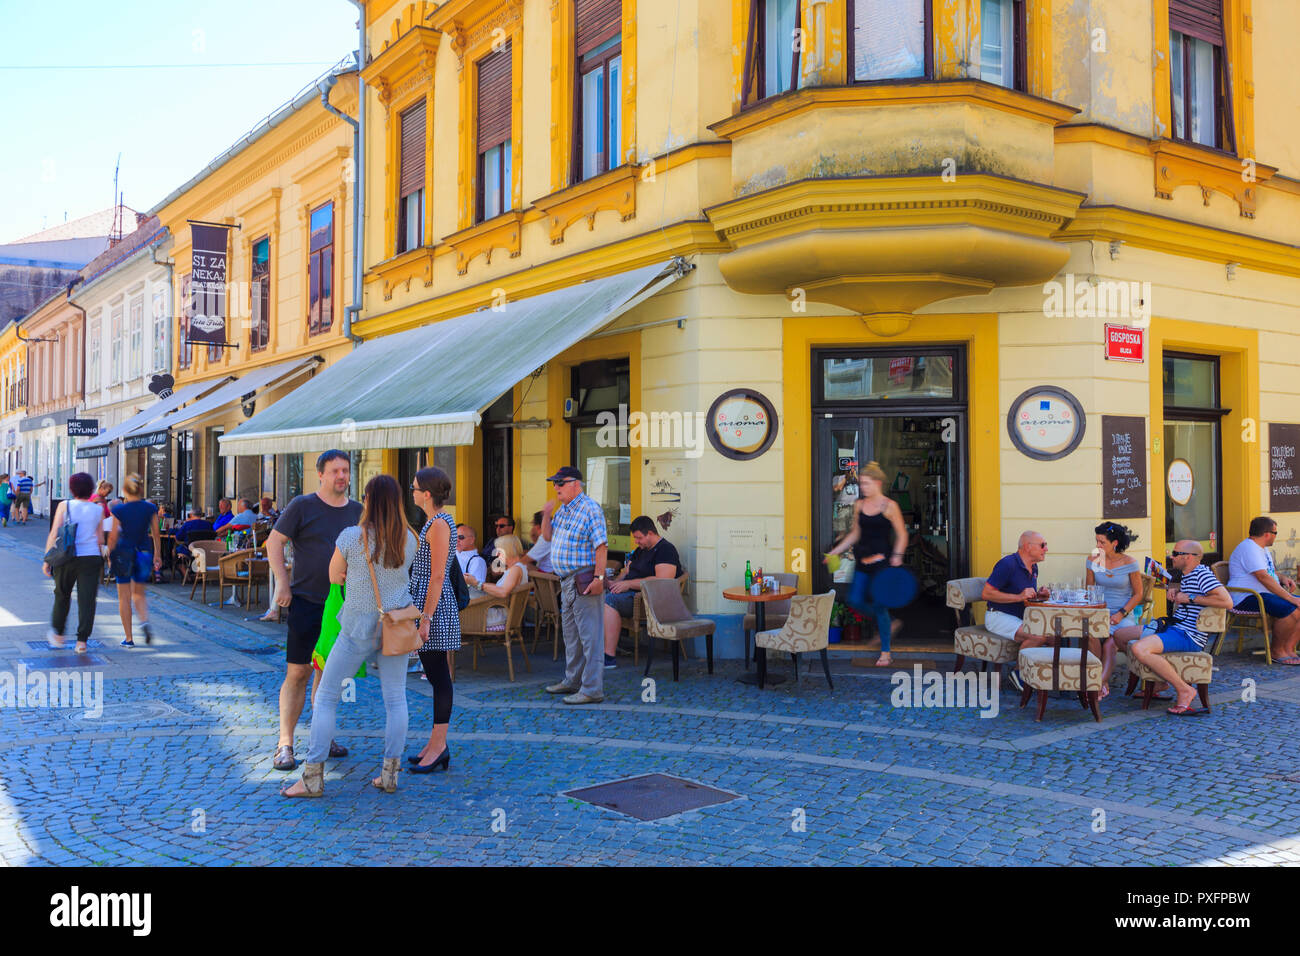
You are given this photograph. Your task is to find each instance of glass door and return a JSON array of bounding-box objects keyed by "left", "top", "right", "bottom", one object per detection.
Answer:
[{"left": 1162, "top": 353, "right": 1223, "bottom": 563}]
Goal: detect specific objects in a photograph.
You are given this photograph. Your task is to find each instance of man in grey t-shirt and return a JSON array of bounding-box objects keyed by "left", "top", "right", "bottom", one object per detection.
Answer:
[{"left": 266, "top": 450, "right": 363, "bottom": 770}]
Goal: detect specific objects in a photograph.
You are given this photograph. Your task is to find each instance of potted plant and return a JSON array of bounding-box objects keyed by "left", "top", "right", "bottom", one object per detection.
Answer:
[
  {"left": 829, "top": 601, "right": 847, "bottom": 643},
  {"left": 842, "top": 606, "right": 865, "bottom": 644}
]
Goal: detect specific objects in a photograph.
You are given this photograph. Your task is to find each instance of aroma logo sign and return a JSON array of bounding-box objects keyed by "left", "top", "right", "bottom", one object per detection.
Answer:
[{"left": 1043, "top": 275, "right": 1151, "bottom": 323}]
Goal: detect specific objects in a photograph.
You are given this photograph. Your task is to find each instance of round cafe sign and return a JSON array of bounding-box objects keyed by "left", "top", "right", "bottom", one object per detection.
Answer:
[
  {"left": 1006, "top": 386, "right": 1086, "bottom": 461},
  {"left": 706, "top": 388, "right": 779, "bottom": 460},
  {"left": 1167, "top": 458, "right": 1194, "bottom": 506}
]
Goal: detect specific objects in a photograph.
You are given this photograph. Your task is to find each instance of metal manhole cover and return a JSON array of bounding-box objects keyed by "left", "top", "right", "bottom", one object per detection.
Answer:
[
  {"left": 18, "top": 654, "right": 111, "bottom": 670},
  {"left": 61, "top": 700, "right": 196, "bottom": 726},
  {"left": 563, "top": 773, "right": 742, "bottom": 821},
  {"left": 25, "top": 640, "right": 105, "bottom": 651}
]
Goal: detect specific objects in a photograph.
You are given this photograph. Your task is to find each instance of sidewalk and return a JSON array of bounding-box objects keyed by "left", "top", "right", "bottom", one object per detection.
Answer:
[{"left": 2, "top": 516, "right": 1299, "bottom": 866}]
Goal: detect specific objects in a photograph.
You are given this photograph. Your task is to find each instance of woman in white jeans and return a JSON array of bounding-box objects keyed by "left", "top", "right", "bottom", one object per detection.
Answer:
[{"left": 283, "top": 474, "right": 416, "bottom": 797}]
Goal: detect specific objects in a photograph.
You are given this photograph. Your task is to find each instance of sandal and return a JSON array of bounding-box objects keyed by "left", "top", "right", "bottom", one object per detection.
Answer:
[
  {"left": 874, "top": 653, "right": 893, "bottom": 667},
  {"left": 272, "top": 745, "right": 298, "bottom": 771},
  {"left": 1167, "top": 702, "right": 1204, "bottom": 716},
  {"left": 328, "top": 740, "right": 348, "bottom": 758},
  {"left": 281, "top": 762, "right": 324, "bottom": 798},
  {"left": 1273, "top": 656, "right": 1300, "bottom": 666}
]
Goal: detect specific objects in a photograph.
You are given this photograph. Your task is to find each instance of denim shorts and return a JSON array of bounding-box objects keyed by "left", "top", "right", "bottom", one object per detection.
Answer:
[
  {"left": 1141, "top": 622, "right": 1206, "bottom": 653},
  {"left": 1235, "top": 591, "right": 1298, "bottom": 619},
  {"left": 112, "top": 550, "right": 153, "bottom": 584},
  {"left": 605, "top": 591, "right": 636, "bottom": 618}
]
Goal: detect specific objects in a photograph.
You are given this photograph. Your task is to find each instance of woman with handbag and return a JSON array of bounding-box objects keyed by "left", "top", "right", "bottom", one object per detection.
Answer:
[
  {"left": 283, "top": 474, "right": 418, "bottom": 798},
  {"left": 42, "top": 472, "right": 105, "bottom": 652},
  {"left": 107, "top": 474, "right": 162, "bottom": 647},
  {"left": 406, "top": 465, "right": 461, "bottom": 773}
]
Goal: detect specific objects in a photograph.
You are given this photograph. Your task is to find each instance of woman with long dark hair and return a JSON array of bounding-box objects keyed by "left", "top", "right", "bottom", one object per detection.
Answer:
[
  {"left": 43, "top": 472, "right": 105, "bottom": 652},
  {"left": 406, "top": 466, "right": 460, "bottom": 773},
  {"left": 283, "top": 474, "right": 417, "bottom": 797},
  {"left": 1092, "top": 521, "right": 1145, "bottom": 699}
]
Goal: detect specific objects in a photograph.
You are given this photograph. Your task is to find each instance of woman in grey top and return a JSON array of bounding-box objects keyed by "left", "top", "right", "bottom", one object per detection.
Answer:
[
  {"left": 284, "top": 475, "right": 417, "bottom": 797},
  {"left": 1089, "top": 521, "right": 1144, "bottom": 700}
]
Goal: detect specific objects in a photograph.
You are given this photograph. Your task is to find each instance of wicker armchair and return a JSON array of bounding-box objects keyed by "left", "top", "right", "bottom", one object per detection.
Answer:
[
  {"left": 461, "top": 581, "right": 532, "bottom": 681},
  {"left": 527, "top": 571, "right": 562, "bottom": 660},
  {"left": 1210, "top": 561, "right": 1275, "bottom": 663},
  {"left": 218, "top": 549, "right": 257, "bottom": 606},
  {"left": 640, "top": 578, "right": 714, "bottom": 681},
  {"left": 754, "top": 591, "right": 836, "bottom": 690},
  {"left": 188, "top": 540, "right": 228, "bottom": 603}
]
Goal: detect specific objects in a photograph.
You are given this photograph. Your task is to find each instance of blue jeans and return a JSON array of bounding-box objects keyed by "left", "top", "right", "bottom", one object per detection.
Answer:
[
  {"left": 306, "top": 626, "right": 409, "bottom": 763},
  {"left": 849, "top": 561, "right": 895, "bottom": 653}
]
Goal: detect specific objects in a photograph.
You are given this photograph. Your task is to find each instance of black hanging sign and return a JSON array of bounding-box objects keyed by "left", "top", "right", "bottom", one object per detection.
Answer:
[{"left": 188, "top": 222, "right": 230, "bottom": 347}]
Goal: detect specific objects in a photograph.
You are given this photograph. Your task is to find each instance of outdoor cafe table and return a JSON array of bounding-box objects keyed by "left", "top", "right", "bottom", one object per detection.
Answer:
[{"left": 723, "top": 585, "right": 797, "bottom": 686}]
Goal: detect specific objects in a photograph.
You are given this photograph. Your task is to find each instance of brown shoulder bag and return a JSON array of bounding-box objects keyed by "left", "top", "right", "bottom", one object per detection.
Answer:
[{"left": 362, "top": 526, "right": 422, "bottom": 656}]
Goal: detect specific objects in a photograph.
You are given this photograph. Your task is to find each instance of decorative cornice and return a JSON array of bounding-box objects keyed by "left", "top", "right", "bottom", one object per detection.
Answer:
[
  {"left": 531, "top": 164, "right": 639, "bottom": 244},
  {"left": 361, "top": 2, "right": 441, "bottom": 111},
  {"left": 367, "top": 246, "right": 437, "bottom": 300},
  {"left": 443, "top": 209, "right": 525, "bottom": 275},
  {"left": 430, "top": 0, "right": 524, "bottom": 70},
  {"left": 1151, "top": 140, "right": 1275, "bottom": 218}
]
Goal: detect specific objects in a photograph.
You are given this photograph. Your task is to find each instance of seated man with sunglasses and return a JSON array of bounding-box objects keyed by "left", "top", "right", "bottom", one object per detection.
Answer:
[{"left": 1123, "top": 540, "right": 1232, "bottom": 715}]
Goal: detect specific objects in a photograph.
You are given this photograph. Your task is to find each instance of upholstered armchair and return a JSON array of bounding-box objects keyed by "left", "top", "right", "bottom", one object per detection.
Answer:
[
  {"left": 741, "top": 571, "right": 797, "bottom": 668},
  {"left": 1125, "top": 605, "right": 1225, "bottom": 711},
  {"left": 754, "top": 591, "right": 835, "bottom": 690},
  {"left": 640, "top": 578, "right": 714, "bottom": 681},
  {"left": 947, "top": 576, "right": 1018, "bottom": 675}
]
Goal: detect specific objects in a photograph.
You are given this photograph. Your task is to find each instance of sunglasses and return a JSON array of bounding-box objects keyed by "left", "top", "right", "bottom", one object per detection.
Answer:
[
  {"left": 1170, "top": 550, "right": 1196, "bottom": 557},
  {"left": 552, "top": 479, "right": 576, "bottom": 487},
  {"left": 456, "top": 533, "right": 467, "bottom": 540}
]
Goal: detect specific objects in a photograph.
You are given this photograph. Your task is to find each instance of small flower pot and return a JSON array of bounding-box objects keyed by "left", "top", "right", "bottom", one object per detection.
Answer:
[
  {"left": 828, "top": 625, "right": 842, "bottom": 644},
  {"left": 843, "top": 622, "right": 862, "bottom": 644}
]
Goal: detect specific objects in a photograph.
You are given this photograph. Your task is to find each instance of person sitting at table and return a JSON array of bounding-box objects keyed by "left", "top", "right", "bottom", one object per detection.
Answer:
[
  {"left": 978, "top": 531, "right": 1051, "bottom": 692},
  {"left": 478, "top": 534, "right": 529, "bottom": 631},
  {"left": 174, "top": 509, "right": 215, "bottom": 555},
  {"left": 1125, "top": 540, "right": 1233, "bottom": 714},
  {"left": 259, "top": 495, "right": 278, "bottom": 522},
  {"left": 455, "top": 524, "right": 489, "bottom": 590},
  {"left": 1226, "top": 516, "right": 1300, "bottom": 664},
  {"left": 228, "top": 498, "right": 258, "bottom": 530},
  {"left": 212, "top": 497, "right": 234, "bottom": 531},
  {"left": 1090, "top": 522, "right": 1144, "bottom": 699},
  {"left": 520, "top": 510, "right": 554, "bottom": 574},
  {"left": 602, "top": 515, "right": 684, "bottom": 669}
]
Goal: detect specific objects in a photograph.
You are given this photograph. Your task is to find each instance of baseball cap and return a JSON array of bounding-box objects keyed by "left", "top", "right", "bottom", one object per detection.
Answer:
[{"left": 547, "top": 466, "right": 583, "bottom": 483}]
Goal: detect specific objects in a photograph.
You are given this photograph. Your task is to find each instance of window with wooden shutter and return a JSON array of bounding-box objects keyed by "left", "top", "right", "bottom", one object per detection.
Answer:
[
  {"left": 1168, "top": 0, "right": 1234, "bottom": 151},
  {"left": 477, "top": 44, "right": 513, "bottom": 221},
  {"left": 397, "top": 100, "right": 426, "bottom": 253},
  {"left": 574, "top": 0, "right": 622, "bottom": 182}
]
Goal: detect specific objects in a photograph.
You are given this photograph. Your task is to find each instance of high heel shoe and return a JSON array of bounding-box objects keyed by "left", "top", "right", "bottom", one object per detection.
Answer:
[{"left": 410, "top": 746, "right": 450, "bottom": 773}]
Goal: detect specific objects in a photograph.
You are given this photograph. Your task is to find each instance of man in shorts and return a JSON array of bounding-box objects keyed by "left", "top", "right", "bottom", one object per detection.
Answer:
[
  {"left": 1225, "top": 516, "right": 1300, "bottom": 662},
  {"left": 980, "top": 531, "right": 1051, "bottom": 691},
  {"left": 1127, "top": 540, "right": 1232, "bottom": 714},
  {"left": 265, "top": 450, "right": 363, "bottom": 770},
  {"left": 13, "top": 471, "right": 33, "bottom": 524}
]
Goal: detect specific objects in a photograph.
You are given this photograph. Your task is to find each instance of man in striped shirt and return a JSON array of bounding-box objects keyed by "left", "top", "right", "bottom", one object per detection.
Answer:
[
  {"left": 1128, "top": 540, "right": 1232, "bottom": 715},
  {"left": 13, "top": 471, "right": 33, "bottom": 524},
  {"left": 541, "top": 466, "right": 608, "bottom": 704}
]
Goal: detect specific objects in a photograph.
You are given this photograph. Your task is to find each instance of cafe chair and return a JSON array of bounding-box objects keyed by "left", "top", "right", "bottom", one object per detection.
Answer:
[
  {"left": 1210, "top": 562, "right": 1275, "bottom": 664},
  {"left": 1017, "top": 606, "right": 1108, "bottom": 722},
  {"left": 527, "top": 571, "right": 563, "bottom": 660},
  {"left": 1124, "top": 605, "right": 1224, "bottom": 711},
  {"left": 947, "top": 576, "right": 1018, "bottom": 679},
  {"left": 741, "top": 572, "right": 797, "bottom": 669},
  {"left": 754, "top": 591, "right": 836, "bottom": 691},
  {"left": 626, "top": 574, "right": 690, "bottom": 666},
  {"left": 187, "top": 540, "right": 228, "bottom": 603},
  {"left": 218, "top": 550, "right": 256, "bottom": 606},
  {"left": 641, "top": 578, "right": 714, "bottom": 682},
  {"left": 461, "top": 582, "right": 532, "bottom": 682}
]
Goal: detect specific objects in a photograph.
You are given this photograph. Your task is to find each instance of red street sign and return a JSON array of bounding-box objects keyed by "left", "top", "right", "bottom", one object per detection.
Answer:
[{"left": 1104, "top": 324, "right": 1144, "bottom": 363}]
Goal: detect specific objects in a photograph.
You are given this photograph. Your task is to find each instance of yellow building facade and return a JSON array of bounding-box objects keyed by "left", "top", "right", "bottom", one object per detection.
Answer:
[
  {"left": 224, "top": 0, "right": 1300, "bottom": 655},
  {"left": 0, "top": 319, "right": 27, "bottom": 475}
]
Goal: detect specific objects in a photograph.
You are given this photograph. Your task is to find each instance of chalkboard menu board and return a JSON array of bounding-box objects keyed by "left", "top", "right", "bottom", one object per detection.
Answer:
[
  {"left": 1102, "top": 415, "right": 1147, "bottom": 519},
  {"left": 147, "top": 444, "right": 172, "bottom": 505},
  {"left": 1269, "top": 423, "right": 1300, "bottom": 512}
]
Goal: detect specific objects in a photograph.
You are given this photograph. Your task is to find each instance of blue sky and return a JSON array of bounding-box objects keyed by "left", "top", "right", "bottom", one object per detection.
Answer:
[{"left": 0, "top": 0, "right": 358, "bottom": 242}]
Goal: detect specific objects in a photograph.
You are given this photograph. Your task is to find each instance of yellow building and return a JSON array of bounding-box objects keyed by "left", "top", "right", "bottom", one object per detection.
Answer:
[
  {"left": 0, "top": 318, "right": 27, "bottom": 475},
  {"left": 125, "top": 62, "right": 361, "bottom": 513},
  {"left": 224, "top": 1, "right": 1300, "bottom": 656}
]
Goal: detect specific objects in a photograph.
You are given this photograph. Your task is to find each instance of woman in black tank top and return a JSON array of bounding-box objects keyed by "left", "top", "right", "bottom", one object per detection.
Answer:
[{"left": 825, "top": 461, "right": 909, "bottom": 666}]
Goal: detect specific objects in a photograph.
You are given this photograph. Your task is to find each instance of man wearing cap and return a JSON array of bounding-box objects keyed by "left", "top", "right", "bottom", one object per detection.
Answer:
[{"left": 541, "top": 466, "right": 609, "bottom": 704}]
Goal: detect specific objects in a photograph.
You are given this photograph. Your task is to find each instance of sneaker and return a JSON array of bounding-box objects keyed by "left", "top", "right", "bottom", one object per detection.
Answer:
[
  {"left": 120, "top": 639, "right": 135, "bottom": 648},
  {"left": 604, "top": 654, "right": 618, "bottom": 669},
  {"left": 141, "top": 622, "right": 153, "bottom": 645},
  {"left": 562, "top": 692, "right": 605, "bottom": 705},
  {"left": 1004, "top": 667, "right": 1024, "bottom": 693},
  {"left": 545, "top": 682, "right": 580, "bottom": 695}
]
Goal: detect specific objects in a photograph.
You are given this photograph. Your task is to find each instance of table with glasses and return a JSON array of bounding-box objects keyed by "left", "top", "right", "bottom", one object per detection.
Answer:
[{"left": 723, "top": 584, "right": 797, "bottom": 687}]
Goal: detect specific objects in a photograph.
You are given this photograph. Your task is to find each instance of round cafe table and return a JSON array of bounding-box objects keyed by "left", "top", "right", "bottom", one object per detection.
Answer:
[{"left": 724, "top": 585, "right": 797, "bottom": 686}]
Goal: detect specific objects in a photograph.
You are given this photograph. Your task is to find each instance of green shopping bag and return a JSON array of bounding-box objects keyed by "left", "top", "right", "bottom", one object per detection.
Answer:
[{"left": 311, "top": 582, "right": 366, "bottom": 678}]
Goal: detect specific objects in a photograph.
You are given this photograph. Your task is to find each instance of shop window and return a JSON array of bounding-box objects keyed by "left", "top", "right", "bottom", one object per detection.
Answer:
[
  {"left": 979, "top": 0, "right": 1025, "bottom": 91},
  {"left": 1169, "top": 0, "right": 1235, "bottom": 151},
  {"left": 575, "top": 0, "right": 622, "bottom": 181},
  {"left": 397, "top": 100, "right": 426, "bottom": 254},
  {"left": 742, "top": 0, "right": 800, "bottom": 107},
  {"left": 1163, "top": 352, "right": 1223, "bottom": 561},
  {"left": 570, "top": 358, "right": 631, "bottom": 550},
  {"left": 849, "top": 0, "right": 931, "bottom": 82},
  {"left": 308, "top": 202, "right": 334, "bottom": 335},
  {"left": 250, "top": 236, "right": 270, "bottom": 352},
  {"left": 819, "top": 353, "right": 957, "bottom": 403},
  {"left": 477, "top": 44, "right": 513, "bottom": 222}
]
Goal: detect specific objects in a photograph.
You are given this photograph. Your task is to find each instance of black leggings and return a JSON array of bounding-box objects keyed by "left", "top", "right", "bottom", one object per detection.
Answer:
[
  {"left": 417, "top": 650, "right": 454, "bottom": 725},
  {"left": 52, "top": 555, "right": 103, "bottom": 641}
]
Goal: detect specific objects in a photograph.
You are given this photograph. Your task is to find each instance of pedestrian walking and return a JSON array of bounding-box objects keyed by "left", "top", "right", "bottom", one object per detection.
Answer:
[
  {"left": 406, "top": 465, "right": 460, "bottom": 773},
  {"left": 42, "top": 472, "right": 105, "bottom": 653},
  {"left": 107, "top": 474, "right": 162, "bottom": 647},
  {"left": 541, "top": 466, "right": 609, "bottom": 704},
  {"left": 282, "top": 474, "right": 418, "bottom": 797},
  {"left": 13, "top": 470, "right": 33, "bottom": 524},
  {"left": 0, "top": 474, "right": 13, "bottom": 527},
  {"left": 265, "top": 450, "right": 363, "bottom": 770}
]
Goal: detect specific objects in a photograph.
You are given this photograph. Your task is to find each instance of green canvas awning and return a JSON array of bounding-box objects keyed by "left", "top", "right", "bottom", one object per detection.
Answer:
[{"left": 218, "top": 259, "right": 689, "bottom": 456}]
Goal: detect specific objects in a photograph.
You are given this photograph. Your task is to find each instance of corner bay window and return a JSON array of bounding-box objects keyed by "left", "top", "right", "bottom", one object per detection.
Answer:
[
  {"left": 743, "top": 0, "right": 800, "bottom": 106},
  {"left": 849, "top": 0, "right": 930, "bottom": 82},
  {"left": 477, "top": 44, "right": 512, "bottom": 222},
  {"left": 979, "top": 0, "right": 1024, "bottom": 91},
  {"left": 250, "top": 236, "right": 270, "bottom": 351},
  {"left": 1169, "top": 0, "right": 1234, "bottom": 151},
  {"left": 397, "top": 100, "right": 426, "bottom": 253},
  {"left": 575, "top": 0, "right": 622, "bottom": 182},
  {"left": 308, "top": 202, "right": 334, "bottom": 335}
]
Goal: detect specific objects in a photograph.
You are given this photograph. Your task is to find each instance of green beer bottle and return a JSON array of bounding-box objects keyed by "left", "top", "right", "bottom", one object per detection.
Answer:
[{"left": 744, "top": 560, "right": 753, "bottom": 589}]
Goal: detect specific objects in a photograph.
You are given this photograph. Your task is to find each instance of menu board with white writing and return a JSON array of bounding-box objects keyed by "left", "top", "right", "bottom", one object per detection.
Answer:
[
  {"left": 1269, "top": 423, "right": 1300, "bottom": 512},
  {"left": 1101, "top": 415, "right": 1146, "bottom": 519}
]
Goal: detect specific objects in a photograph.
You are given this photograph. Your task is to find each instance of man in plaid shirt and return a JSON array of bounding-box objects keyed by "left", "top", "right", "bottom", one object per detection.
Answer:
[{"left": 541, "top": 466, "right": 609, "bottom": 703}]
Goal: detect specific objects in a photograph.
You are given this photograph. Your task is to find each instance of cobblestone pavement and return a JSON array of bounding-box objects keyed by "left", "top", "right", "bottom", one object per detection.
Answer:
[{"left": 2, "top": 519, "right": 1299, "bottom": 866}]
